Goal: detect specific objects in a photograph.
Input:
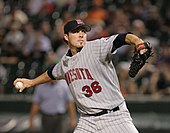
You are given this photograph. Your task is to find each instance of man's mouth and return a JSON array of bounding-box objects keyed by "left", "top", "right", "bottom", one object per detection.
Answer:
[{"left": 78, "top": 40, "right": 83, "bottom": 42}]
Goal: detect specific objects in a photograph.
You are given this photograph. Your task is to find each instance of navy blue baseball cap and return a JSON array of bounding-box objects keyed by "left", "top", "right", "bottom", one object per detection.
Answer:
[{"left": 64, "top": 19, "right": 91, "bottom": 34}]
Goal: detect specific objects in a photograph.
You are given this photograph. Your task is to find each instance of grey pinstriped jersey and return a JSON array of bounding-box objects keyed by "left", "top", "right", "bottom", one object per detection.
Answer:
[{"left": 51, "top": 34, "right": 125, "bottom": 115}]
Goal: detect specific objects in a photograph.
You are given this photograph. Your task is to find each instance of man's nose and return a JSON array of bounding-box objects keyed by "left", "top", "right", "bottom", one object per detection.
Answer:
[{"left": 79, "top": 31, "right": 84, "bottom": 37}]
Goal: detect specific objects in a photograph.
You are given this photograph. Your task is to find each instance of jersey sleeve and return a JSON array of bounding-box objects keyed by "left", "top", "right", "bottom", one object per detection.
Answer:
[
  {"left": 47, "top": 61, "right": 64, "bottom": 80},
  {"left": 111, "top": 32, "right": 131, "bottom": 52},
  {"left": 91, "top": 33, "right": 130, "bottom": 62},
  {"left": 100, "top": 34, "right": 119, "bottom": 54},
  {"left": 91, "top": 34, "right": 118, "bottom": 62}
]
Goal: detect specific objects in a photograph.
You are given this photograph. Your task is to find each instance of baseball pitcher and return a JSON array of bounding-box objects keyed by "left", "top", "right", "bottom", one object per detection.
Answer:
[{"left": 14, "top": 19, "right": 152, "bottom": 133}]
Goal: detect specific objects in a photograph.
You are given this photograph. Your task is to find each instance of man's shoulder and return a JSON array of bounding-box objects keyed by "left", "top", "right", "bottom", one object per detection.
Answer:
[
  {"left": 86, "top": 38, "right": 101, "bottom": 45},
  {"left": 87, "top": 35, "right": 118, "bottom": 44}
]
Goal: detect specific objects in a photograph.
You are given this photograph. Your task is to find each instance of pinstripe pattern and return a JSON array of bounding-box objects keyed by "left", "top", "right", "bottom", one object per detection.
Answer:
[{"left": 52, "top": 34, "right": 139, "bottom": 132}]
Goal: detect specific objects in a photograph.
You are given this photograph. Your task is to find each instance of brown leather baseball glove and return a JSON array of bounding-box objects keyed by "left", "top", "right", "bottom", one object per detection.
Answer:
[{"left": 129, "top": 42, "right": 153, "bottom": 78}]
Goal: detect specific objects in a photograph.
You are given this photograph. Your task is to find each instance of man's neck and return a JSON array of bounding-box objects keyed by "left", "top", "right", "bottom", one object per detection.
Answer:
[
  {"left": 71, "top": 48, "right": 82, "bottom": 56},
  {"left": 66, "top": 48, "right": 82, "bottom": 57}
]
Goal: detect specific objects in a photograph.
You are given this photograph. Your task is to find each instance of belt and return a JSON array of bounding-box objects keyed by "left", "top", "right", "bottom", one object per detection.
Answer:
[{"left": 87, "top": 106, "right": 119, "bottom": 116}]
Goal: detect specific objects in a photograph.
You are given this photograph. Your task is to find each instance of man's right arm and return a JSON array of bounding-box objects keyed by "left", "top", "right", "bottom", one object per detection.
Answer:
[{"left": 13, "top": 71, "right": 53, "bottom": 92}]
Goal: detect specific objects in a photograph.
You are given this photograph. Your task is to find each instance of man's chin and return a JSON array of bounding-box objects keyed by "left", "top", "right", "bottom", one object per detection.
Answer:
[{"left": 78, "top": 44, "right": 84, "bottom": 48}]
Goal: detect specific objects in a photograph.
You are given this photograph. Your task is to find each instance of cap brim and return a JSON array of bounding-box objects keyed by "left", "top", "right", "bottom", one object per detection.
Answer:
[{"left": 71, "top": 24, "right": 91, "bottom": 32}]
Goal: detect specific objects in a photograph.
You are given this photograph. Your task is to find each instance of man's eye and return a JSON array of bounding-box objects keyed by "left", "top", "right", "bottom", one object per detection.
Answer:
[
  {"left": 71, "top": 30, "right": 79, "bottom": 33},
  {"left": 81, "top": 30, "right": 86, "bottom": 33},
  {"left": 75, "top": 30, "right": 80, "bottom": 33}
]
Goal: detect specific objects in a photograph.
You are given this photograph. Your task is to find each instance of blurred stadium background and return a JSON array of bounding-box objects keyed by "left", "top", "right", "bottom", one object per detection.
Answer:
[{"left": 0, "top": 0, "right": 169, "bottom": 132}]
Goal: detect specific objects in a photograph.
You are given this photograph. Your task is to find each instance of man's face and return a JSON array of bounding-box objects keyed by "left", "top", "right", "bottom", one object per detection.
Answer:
[{"left": 64, "top": 27, "right": 87, "bottom": 49}]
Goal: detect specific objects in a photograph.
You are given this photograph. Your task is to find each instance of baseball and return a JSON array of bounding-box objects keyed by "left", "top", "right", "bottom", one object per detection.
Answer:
[{"left": 15, "top": 81, "right": 24, "bottom": 89}]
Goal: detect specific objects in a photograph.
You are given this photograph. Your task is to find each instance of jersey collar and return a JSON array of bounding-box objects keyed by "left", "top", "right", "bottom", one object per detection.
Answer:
[{"left": 66, "top": 48, "right": 82, "bottom": 57}]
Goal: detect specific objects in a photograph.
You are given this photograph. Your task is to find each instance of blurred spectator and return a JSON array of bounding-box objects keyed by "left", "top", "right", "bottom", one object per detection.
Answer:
[
  {"left": 87, "top": 21, "right": 109, "bottom": 40},
  {"left": 0, "top": 20, "right": 24, "bottom": 93},
  {"left": 29, "top": 51, "right": 76, "bottom": 133},
  {"left": 144, "top": 5, "right": 163, "bottom": 37},
  {"left": 40, "top": 0, "right": 56, "bottom": 16},
  {"left": 130, "top": 4, "right": 145, "bottom": 21},
  {"left": 85, "top": 0, "right": 108, "bottom": 24},
  {"left": 3, "top": 7, "right": 28, "bottom": 29},
  {"left": 85, "top": 0, "right": 109, "bottom": 40},
  {"left": 27, "top": 0, "right": 44, "bottom": 16},
  {"left": 156, "top": 63, "right": 170, "bottom": 96},
  {"left": 51, "top": 19, "right": 65, "bottom": 52},
  {"left": 40, "top": 19, "right": 53, "bottom": 38},
  {"left": 0, "top": 0, "right": 5, "bottom": 28},
  {"left": 33, "top": 26, "right": 52, "bottom": 53},
  {"left": 21, "top": 25, "right": 52, "bottom": 80},
  {"left": 157, "top": 44, "right": 170, "bottom": 65},
  {"left": 0, "top": 41, "right": 21, "bottom": 94},
  {"left": 55, "top": 43, "right": 68, "bottom": 60},
  {"left": 21, "top": 21, "right": 35, "bottom": 57},
  {"left": 42, "top": 50, "right": 60, "bottom": 73},
  {"left": 146, "top": 44, "right": 170, "bottom": 98},
  {"left": 131, "top": 19, "right": 148, "bottom": 38},
  {"left": 3, "top": 21, "right": 24, "bottom": 50},
  {"left": 0, "top": 64, "right": 7, "bottom": 94},
  {"left": 148, "top": 63, "right": 170, "bottom": 98},
  {"left": 110, "top": 9, "right": 131, "bottom": 34},
  {"left": 29, "top": 80, "right": 77, "bottom": 133},
  {"left": 0, "top": 27, "right": 6, "bottom": 49},
  {"left": 135, "top": 63, "right": 157, "bottom": 95},
  {"left": 60, "top": 0, "right": 77, "bottom": 17}
]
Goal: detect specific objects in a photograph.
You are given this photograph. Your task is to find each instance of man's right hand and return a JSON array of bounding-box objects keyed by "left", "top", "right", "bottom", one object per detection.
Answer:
[{"left": 13, "top": 78, "right": 33, "bottom": 92}]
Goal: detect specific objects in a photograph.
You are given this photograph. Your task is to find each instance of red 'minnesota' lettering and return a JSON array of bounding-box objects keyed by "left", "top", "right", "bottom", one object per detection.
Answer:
[{"left": 65, "top": 68, "right": 94, "bottom": 84}]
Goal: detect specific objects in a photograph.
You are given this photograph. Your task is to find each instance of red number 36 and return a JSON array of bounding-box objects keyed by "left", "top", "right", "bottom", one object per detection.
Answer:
[{"left": 82, "top": 81, "right": 102, "bottom": 97}]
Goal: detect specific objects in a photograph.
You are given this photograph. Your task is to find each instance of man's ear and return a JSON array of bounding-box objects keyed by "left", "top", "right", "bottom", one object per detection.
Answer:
[{"left": 64, "top": 34, "right": 69, "bottom": 42}]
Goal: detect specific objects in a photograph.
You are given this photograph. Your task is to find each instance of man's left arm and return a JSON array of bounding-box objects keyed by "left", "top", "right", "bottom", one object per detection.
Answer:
[{"left": 125, "top": 33, "right": 153, "bottom": 78}]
